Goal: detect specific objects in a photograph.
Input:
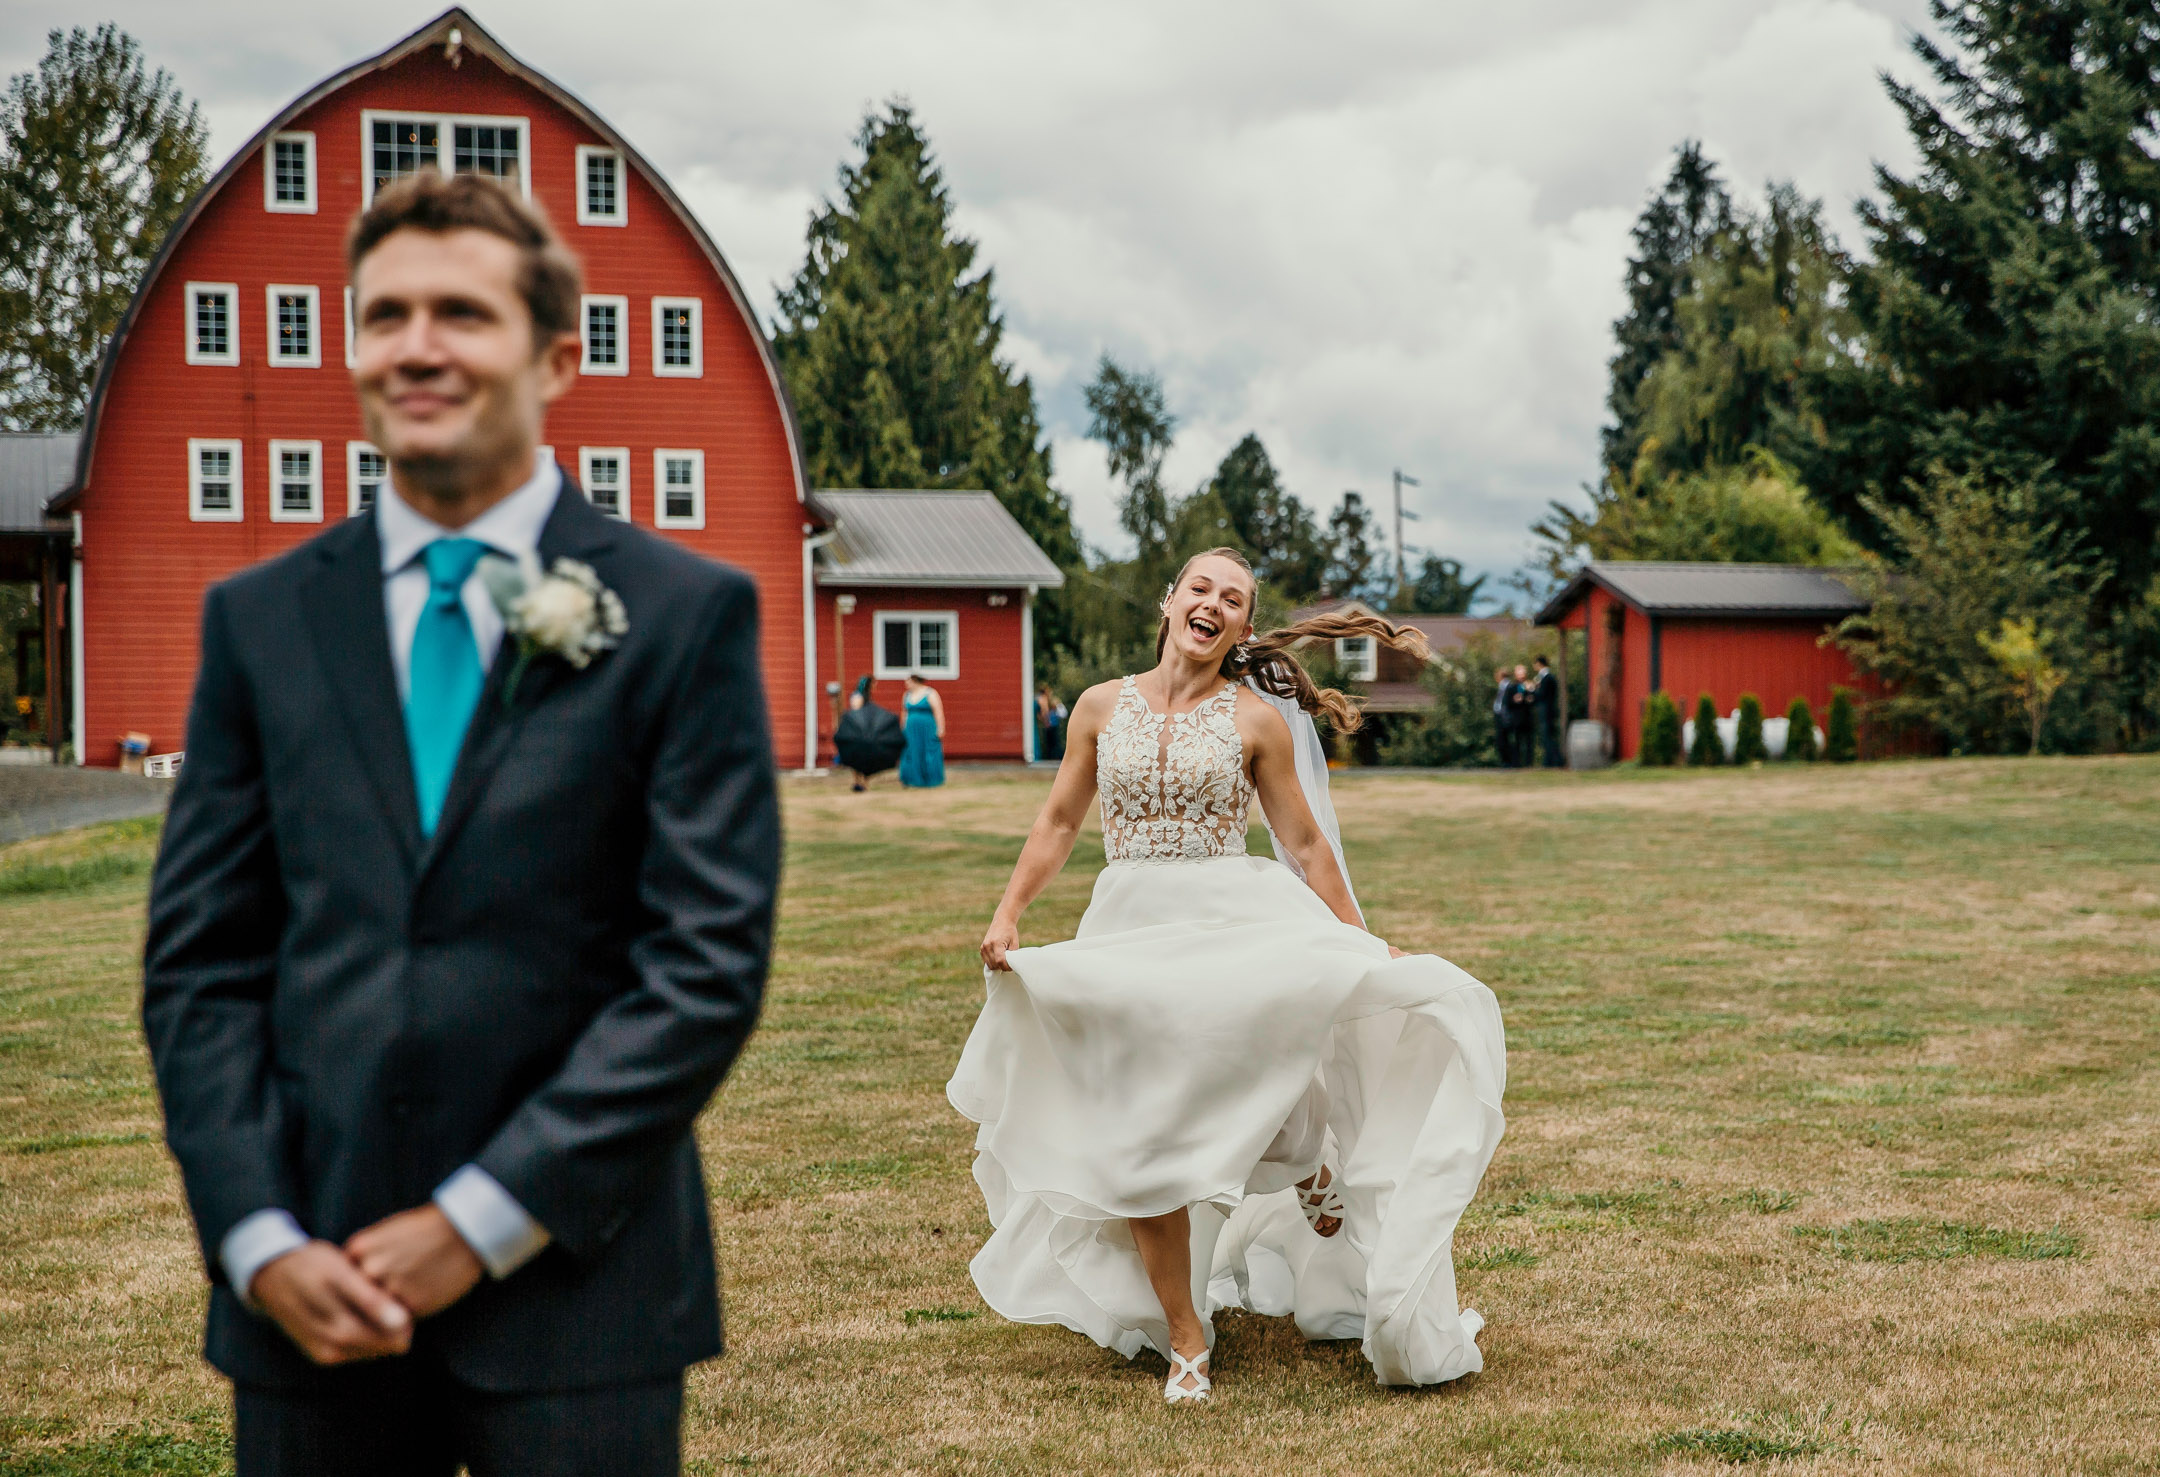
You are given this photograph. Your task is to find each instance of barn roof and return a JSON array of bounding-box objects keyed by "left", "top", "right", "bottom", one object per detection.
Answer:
[
  {"left": 1535, "top": 562, "right": 1866, "bottom": 624},
  {"left": 51, "top": 7, "right": 806, "bottom": 514},
  {"left": 0, "top": 433, "right": 78, "bottom": 535},
  {"left": 1290, "top": 598, "right": 1531, "bottom": 654},
  {"left": 811, "top": 491, "right": 1065, "bottom": 588}
]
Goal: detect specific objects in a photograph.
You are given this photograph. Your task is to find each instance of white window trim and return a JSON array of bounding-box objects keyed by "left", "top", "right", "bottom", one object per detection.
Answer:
[
  {"left": 580, "top": 446, "right": 632, "bottom": 521},
  {"left": 343, "top": 286, "right": 356, "bottom": 369},
  {"left": 265, "top": 284, "right": 321, "bottom": 369},
  {"left": 575, "top": 145, "right": 626, "bottom": 226},
  {"left": 873, "top": 611, "right": 960, "bottom": 682},
  {"left": 359, "top": 110, "right": 531, "bottom": 204},
  {"left": 653, "top": 448, "right": 705, "bottom": 530},
  {"left": 346, "top": 440, "right": 386, "bottom": 517},
  {"left": 187, "top": 438, "right": 244, "bottom": 523},
  {"left": 580, "top": 294, "right": 629, "bottom": 376},
  {"left": 268, "top": 439, "right": 325, "bottom": 523},
  {"left": 1335, "top": 635, "right": 1378, "bottom": 682},
  {"left": 652, "top": 297, "right": 703, "bottom": 377},
  {"left": 183, "top": 282, "right": 239, "bottom": 367},
  {"left": 264, "top": 130, "right": 317, "bottom": 214}
]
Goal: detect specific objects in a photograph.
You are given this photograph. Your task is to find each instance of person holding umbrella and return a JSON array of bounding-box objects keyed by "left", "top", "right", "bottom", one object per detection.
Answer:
[{"left": 833, "top": 676, "right": 905, "bottom": 791}]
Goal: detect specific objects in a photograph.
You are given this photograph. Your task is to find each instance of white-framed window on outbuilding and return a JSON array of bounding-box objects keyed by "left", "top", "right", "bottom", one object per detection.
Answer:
[
  {"left": 188, "top": 438, "right": 243, "bottom": 522},
  {"left": 184, "top": 283, "right": 239, "bottom": 367},
  {"left": 576, "top": 146, "right": 626, "bottom": 226},
  {"left": 266, "top": 285, "right": 320, "bottom": 368},
  {"left": 1335, "top": 635, "right": 1377, "bottom": 682},
  {"left": 653, "top": 449, "right": 704, "bottom": 529},
  {"left": 362, "top": 112, "right": 529, "bottom": 202},
  {"left": 265, "top": 131, "right": 316, "bottom": 213},
  {"left": 653, "top": 297, "right": 701, "bottom": 377},
  {"left": 347, "top": 442, "right": 387, "bottom": 516},
  {"left": 581, "top": 295, "right": 627, "bottom": 375},
  {"left": 269, "top": 440, "right": 324, "bottom": 523},
  {"left": 581, "top": 447, "right": 630, "bottom": 520},
  {"left": 874, "top": 611, "right": 959, "bottom": 681}
]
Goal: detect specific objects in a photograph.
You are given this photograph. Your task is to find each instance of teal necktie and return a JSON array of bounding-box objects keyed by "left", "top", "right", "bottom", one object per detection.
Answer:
[{"left": 404, "top": 537, "right": 489, "bottom": 836}]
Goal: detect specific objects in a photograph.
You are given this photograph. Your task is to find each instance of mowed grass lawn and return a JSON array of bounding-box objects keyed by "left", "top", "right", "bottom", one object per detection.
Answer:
[{"left": 3, "top": 758, "right": 2158, "bottom": 1475}]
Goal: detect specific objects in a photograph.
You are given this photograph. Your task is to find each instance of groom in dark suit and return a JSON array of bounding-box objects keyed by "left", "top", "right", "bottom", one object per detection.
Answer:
[{"left": 142, "top": 171, "right": 779, "bottom": 1475}]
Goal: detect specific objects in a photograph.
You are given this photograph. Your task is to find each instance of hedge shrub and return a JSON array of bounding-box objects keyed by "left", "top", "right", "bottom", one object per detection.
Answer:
[
  {"left": 1687, "top": 693, "right": 1723, "bottom": 766},
  {"left": 1826, "top": 688, "right": 1859, "bottom": 762},
  {"left": 1734, "top": 694, "right": 1768, "bottom": 763},
  {"left": 1639, "top": 692, "right": 1682, "bottom": 765},
  {"left": 1785, "top": 697, "right": 1816, "bottom": 760}
]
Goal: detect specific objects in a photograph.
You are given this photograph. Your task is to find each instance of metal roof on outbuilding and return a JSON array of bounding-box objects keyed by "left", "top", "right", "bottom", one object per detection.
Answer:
[
  {"left": 0, "top": 432, "right": 78, "bottom": 535},
  {"left": 1536, "top": 561, "right": 1865, "bottom": 624},
  {"left": 812, "top": 490, "right": 1066, "bottom": 588}
]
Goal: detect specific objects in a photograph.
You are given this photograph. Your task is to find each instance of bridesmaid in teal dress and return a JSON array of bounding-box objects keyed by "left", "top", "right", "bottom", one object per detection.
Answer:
[{"left": 899, "top": 673, "right": 946, "bottom": 788}]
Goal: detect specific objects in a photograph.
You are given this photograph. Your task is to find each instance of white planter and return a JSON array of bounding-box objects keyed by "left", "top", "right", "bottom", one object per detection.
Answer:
[{"left": 1566, "top": 720, "right": 1611, "bottom": 769}]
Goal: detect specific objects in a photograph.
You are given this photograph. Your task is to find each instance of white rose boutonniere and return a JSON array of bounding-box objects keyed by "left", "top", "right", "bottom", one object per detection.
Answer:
[{"left": 478, "top": 551, "right": 629, "bottom": 702}]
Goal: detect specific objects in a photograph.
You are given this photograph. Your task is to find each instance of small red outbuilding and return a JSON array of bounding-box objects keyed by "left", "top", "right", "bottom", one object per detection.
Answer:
[{"left": 1537, "top": 562, "right": 1867, "bottom": 761}]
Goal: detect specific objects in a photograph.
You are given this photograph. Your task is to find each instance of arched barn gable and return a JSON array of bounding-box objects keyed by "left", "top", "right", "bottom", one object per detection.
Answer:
[{"left": 57, "top": 7, "right": 814, "bottom": 768}]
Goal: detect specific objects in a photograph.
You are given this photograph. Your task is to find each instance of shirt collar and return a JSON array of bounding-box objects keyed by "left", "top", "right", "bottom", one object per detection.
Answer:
[{"left": 377, "top": 451, "right": 563, "bottom": 576}]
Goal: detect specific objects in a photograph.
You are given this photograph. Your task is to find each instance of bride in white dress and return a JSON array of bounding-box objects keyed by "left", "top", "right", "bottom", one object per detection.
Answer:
[{"left": 948, "top": 548, "right": 1508, "bottom": 1403}]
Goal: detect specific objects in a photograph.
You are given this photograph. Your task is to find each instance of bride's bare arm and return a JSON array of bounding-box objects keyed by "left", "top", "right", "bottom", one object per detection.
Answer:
[
  {"left": 980, "top": 682, "right": 1116, "bottom": 971},
  {"left": 1243, "top": 697, "right": 1393, "bottom": 942}
]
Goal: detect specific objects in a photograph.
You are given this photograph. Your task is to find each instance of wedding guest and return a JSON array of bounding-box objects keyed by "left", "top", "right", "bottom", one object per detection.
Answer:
[
  {"left": 899, "top": 672, "right": 946, "bottom": 787},
  {"left": 1531, "top": 654, "right": 1561, "bottom": 768},
  {"left": 1491, "top": 667, "right": 1514, "bottom": 767},
  {"left": 1036, "top": 682, "right": 1066, "bottom": 761}
]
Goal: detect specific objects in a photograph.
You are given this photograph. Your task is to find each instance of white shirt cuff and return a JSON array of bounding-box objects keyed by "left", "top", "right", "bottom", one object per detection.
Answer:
[
  {"left": 220, "top": 1208, "right": 310, "bottom": 1306},
  {"left": 434, "top": 1164, "right": 551, "bottom": 1279}
]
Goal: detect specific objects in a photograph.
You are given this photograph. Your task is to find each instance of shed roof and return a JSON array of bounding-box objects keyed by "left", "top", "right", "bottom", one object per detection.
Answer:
[
  {"left": 1535, "top": 561, "right": 1865, "bottom": 624},
  {"left": 812, "top": 491, "right": 1065, "bottom": 588},
  {"left": 0, "top": 432, "right": 78, "bottom": 535},
  {"left": 1289, "top": 598, "right": 1532, "bottom": 654}
]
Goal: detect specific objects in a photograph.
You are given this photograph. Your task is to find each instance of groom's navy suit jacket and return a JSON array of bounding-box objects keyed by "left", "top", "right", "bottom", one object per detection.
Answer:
[{"left": 143, "top": 483, "right": 779, "bottom": 1393}]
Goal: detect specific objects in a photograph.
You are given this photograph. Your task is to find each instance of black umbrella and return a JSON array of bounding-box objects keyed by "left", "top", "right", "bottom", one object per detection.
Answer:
[{"left": 834, "top": 700, "right": 906, "bottom": 777}]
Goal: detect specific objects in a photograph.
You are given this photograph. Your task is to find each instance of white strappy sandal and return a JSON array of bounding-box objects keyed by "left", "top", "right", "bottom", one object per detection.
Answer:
[
  {"left": 1296, "top": 1165, "right": 1346, "bottom": 1237},
  {"left": 1164, "top": 1347, "right": 1212, "bottom": 1404}
]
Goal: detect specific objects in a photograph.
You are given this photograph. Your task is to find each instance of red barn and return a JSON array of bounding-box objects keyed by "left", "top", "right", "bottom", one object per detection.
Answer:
[
  {"left": 808, "top": 491, "right": 1064, "bottom": 762},
  {"left": 52, "top": 8, "right": 829, "bottom": 768},
  {"left": 1537, "top": 562, "right": 1867, "bottom": 761}
]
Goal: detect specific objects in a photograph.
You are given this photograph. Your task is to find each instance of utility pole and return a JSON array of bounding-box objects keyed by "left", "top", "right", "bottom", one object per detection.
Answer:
[{"left": 1392, "top": 469, "right": 1420, "bottom": 607}]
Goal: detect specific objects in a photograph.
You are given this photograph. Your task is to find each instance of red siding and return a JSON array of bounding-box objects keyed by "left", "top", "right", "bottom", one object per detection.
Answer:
[
  {"left": 1658, "top": 618, "right": 1859, "bottom": 729},
  {"left": 812, "top": 586, "right": 1031, "bottom": 762},
  {"left": 75, "top": 44, "right": 807, "bottom": 767}
]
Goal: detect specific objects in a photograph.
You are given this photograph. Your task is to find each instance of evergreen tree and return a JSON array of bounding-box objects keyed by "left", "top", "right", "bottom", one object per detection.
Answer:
[
  {"left": 1201, "top": 433, "right": 1327, "bottom": 599},
  {"left": 1688, "top": 692, "right": 1724, "bottom": 766},
  {"left": 1797, "top": 1, "right": 2160, "bottom": 735},
  {"left": 1639, "top": 692, "right": 1682, "bottom": 766},
  {"left": 0, "top": 25, "right": 207, "bottom": 429},
  {"left": 1603, "top": 141, "right": 1732, "bottom": 472},
  {"left": 1397, "top": 553, "right": 1485, "bottom": 615},
  {"left": 1081, "top": 354, "right": 1175, "bottom": 554},
  {"left": 1784, "top": 696, "right": 1817, "bottom": 760},
  {"left": 774, "top": 103, "right": 1077, "bottom": 579},
  {"left": 1323, "top": 492, "right": 1384, "bottom": 600},
  {"left": 1825, "top": 689, "right": 1859, "bottom": 763},
  {"left": 1734, "top": 693, "right": 1768, "bottom": 763}
]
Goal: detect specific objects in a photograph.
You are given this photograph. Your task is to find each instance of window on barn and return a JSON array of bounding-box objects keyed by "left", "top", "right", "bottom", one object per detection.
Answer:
[
  {"left": 454, "top": 122, "right": 521, "bottom": 182},
  {"left": 348, "top": 443, "right": 386, "bottom": 516},
  {"left": 266, "top": 131, "right": 315, "bottom": 213},
  {"left": 581, "top": 447, "right": 630, "bottom": 520},
  {"left": 188, "top": 439, "right": 244, "bottom": 522},
  {"left": 653, "top": 298, "right": 702, "bottom": 376},
  {"left": 577, "top": 146, "right": 625, "bottom": 226},
  {"left": 269, "top": 441, "right": 324, "bottom": 523},
  {"left": 873, "top": 612, "right": 960, "bottom": 681},
  {"left": 184, "top": 283, "right": 238, "bottom": 367},
  {"left": 653, "top": 449, "right": 704, "bottom": 529},
  {"left": 267, "top": 286, "right": 320, "bottom": 368},
  {"left": 370, "top": 117, "right": 439, "bottom": 191},
  {"left": 581, "top": 296, "right": 627, "bottom": 375},
  {"left": 1335, "top": 635, "right": 1377, "bottom": 682}
]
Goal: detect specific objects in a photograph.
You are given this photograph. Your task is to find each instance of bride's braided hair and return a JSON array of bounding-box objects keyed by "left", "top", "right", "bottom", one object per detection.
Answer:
[{"left": 1153, "top": 546, "right": 1430, "bottom": 733}]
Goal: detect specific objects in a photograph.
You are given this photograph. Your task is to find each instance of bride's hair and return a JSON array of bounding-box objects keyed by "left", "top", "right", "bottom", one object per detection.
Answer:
[{"left": 1154, "top": 546, "right": 1430, "bottom": 732}]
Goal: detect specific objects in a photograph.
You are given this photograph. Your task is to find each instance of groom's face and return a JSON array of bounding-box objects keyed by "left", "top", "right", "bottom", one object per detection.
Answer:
[{"left": 351, "top": 226, "right": 580, "bottom": 484}]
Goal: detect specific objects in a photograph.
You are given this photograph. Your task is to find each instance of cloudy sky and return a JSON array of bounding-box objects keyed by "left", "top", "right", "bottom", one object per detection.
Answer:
[{"left": 6, "top": 0, "right": 1935, "bottom": 595}]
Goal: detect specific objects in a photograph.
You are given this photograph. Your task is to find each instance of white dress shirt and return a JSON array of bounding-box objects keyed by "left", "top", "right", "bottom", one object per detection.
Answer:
[{"left": 218, "top": 452, "right": 563, "bottom": 1303}]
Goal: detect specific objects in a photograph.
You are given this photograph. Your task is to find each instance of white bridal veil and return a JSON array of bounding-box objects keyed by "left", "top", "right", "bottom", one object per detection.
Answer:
[{"left": 1244, "top": 679, "right": 1361, "bottom": 924}]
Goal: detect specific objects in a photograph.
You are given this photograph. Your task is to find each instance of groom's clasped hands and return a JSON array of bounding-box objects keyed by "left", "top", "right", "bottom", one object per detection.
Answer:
[{"left": 249, "top": 1205, "right": 482, "bottom": 1366}]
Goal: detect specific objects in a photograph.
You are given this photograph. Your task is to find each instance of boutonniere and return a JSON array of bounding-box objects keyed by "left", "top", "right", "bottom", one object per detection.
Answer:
[{"left": 478, "top": 552, "right": 629, "bottom": 704}]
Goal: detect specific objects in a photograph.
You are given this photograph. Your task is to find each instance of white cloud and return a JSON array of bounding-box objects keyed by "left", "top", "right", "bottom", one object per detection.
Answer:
[{"left": 2, "top": 0, "right": 1930, "bottom": 588}]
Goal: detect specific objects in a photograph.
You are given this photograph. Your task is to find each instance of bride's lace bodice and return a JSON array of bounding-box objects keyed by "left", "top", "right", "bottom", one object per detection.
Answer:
[{"left": 1097, "top": 677, "right": 1253, "bottom": 863}]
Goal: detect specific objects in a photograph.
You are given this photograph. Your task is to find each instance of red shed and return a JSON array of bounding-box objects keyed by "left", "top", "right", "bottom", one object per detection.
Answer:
[
  {"left": 49, "top": 8, "right": 822, "bottom": 769},
  {"left": 809, "top": 491, "right": 1065, "bottom": 763},
  {"left": 1537, "top": 562, "right": 1867, "bottom": 761}
]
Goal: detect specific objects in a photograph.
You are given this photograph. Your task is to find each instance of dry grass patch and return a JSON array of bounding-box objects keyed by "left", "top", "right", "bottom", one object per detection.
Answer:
[{"left": 3, "top": 757, "right": 2159, "bottom": 1473}]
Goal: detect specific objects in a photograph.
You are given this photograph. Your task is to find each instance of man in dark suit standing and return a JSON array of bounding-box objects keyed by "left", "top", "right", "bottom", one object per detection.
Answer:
[
  {"left": 1531, "top": 653, "right": 1562, "bottom": 767},
  {"left": 142, "top": 172, "right": 779, "bottom": 1476},
  {"left": 1491, "top": 666, "right": 1516, "bottom": 767}
]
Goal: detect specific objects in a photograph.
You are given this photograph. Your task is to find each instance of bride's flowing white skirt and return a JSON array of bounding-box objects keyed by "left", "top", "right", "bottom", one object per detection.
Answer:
[{"left": 946, "top": 854, "right": 1507, "bottom": 1386}]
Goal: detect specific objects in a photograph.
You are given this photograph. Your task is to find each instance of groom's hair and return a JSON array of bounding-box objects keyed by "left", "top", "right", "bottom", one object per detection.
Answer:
[{"left": 347, "top": 169, "right": 583, "bottom": 345}]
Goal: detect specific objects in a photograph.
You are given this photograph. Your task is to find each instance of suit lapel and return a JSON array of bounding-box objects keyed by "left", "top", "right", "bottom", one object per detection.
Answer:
[
  {"left": 301, "top": 513, "right": 424, "bottom": 868},
  {"left": 418, "top": 482, "right": 618, "bottom": 878}
]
